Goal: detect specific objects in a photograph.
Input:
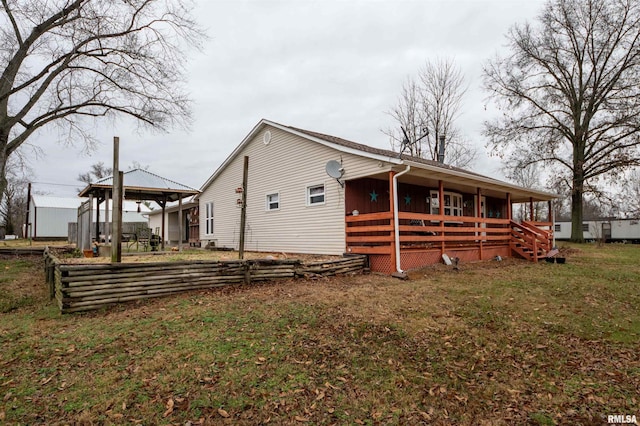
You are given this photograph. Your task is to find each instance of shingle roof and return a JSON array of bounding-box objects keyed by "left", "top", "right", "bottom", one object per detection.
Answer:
[
  {"left": 200, "top": 118, "right": 557, "bottom": 202},
  {"left": 286, "top": 125, "right": 495, "bottom": 180}
]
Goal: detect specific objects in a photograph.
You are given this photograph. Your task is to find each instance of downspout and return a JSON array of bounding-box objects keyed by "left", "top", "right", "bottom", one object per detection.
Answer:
[{"left": 393, "top": 165, "right": 411, "bottom": 274}]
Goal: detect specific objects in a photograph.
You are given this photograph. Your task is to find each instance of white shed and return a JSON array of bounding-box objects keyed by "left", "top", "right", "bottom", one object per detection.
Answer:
[
  {"left": 28, "top": 196, "right": 79, "bottom": 239},
  {"left": 28, "top": 195, "right": 150, "bottom": 240}
]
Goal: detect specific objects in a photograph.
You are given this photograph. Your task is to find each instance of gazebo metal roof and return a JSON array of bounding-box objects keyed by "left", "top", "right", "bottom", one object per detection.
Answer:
[
  {"left": 77, "top": 169, "right": 200, "bottom": 255},
  {"left": 78, "top": 169, "right": 199, "bottom": 202}
]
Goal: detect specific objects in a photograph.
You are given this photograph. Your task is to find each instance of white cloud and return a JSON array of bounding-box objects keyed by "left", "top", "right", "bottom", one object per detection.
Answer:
[{"left": 28, "top": 0, "right": 545, "bottom": 196}]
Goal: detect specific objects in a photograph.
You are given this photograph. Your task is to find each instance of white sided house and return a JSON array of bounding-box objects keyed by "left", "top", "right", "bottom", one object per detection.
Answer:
[
  {"left": 148, "top": 197, "right": 199, "bottom": 246},
  {"left": 199, "top": 119, "right": 557, "bottom": 274}
]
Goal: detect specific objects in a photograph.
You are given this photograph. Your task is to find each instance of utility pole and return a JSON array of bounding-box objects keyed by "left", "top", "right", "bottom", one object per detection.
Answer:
[
  {"left": 24, "top": 182, "right": 31, "bottom": 241},
  {"left": 112, "top": 137, "right": 123, "bottom": 263},
  {"left": 238, "top": 156, "right": 249, "bottom": 259}
]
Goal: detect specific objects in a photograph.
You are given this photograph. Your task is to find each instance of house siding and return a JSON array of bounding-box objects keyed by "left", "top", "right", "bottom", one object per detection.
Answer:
[
  {"left": 148, "top": 210, "right": 189, "bottom": 245},
  {"left": 199, "top": 126, "right": 383, "bottom": 255},
  {"left": 149, "top": 213, "right": 162, "bottom": 237}
]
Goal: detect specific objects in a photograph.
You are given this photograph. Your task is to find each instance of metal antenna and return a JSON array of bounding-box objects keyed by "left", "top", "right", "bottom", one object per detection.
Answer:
[
  {"left": 399, "top": 126, "right": 429, "bottom": 158},
  {"left": 399, "top": 127, "right": 411, "bottom": 158}
]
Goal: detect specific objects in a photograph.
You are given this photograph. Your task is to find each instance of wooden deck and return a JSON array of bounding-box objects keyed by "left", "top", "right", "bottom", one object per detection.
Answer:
[{"left": 346, "top": 212, "right": 553, "bottom": 273}]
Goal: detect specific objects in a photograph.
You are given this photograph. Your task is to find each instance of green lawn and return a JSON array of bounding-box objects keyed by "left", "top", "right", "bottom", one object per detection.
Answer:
[{"left": 0, "top": 244, "right": 638, "bottom": 425}]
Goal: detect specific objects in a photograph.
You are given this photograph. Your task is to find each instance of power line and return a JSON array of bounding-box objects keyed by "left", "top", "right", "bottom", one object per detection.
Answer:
[{"left": 30, "top": 181, "right": 80, "bottom": 188}]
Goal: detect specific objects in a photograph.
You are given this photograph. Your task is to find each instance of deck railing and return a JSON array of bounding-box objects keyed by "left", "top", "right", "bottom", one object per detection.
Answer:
[
  {"left": 345, "top": 212, "right": 395, "bottom": 254},
  {"left": 346, "top": 212, "right": 511, "bottom": 253},
  {"left": 346, "top": 212, "right": 552, "bottom": 262}
]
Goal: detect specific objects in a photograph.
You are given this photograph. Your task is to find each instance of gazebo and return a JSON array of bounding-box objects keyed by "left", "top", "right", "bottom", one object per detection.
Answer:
[{"left": 78, "top": 169, "right": 200, "bottom": 251}]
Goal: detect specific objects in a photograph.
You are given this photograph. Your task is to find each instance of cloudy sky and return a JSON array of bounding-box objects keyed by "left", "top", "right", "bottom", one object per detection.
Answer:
[{"left": 28, "top": 0, "right": 545, "bottom": 197}]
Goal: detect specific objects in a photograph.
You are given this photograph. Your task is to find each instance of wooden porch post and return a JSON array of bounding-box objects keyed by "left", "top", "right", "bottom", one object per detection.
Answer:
[
  {"left": 529, "top": 197, "right": 534, "bottom": 221},
  {"left": 344, "top": 182, "right": 348, "bottom": 253},
  {"left": 506, "top": 192, "right": 512, "bottom": 221},
  {"left": 389, "top": 171, "right": 397, "bottom": 273},
  {"left": 547, "top": 200, "right": 552, "bottom": 223},
  {"left": 477, "top": 187, "right": 483, "bottom": 260},
  {"left": 178, "top": 196, "right": 183, "bottom": 252},
  {"left": 439, "top": 180, "right": 445, "bottom": 256}
]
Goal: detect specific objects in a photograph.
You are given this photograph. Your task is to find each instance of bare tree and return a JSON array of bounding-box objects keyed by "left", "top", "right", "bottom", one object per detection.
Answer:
[
  {"left": 505, "top": 161, "right": 548, "bottom": 221},
  {"left": 78, "top": 161, "right": 112, "bottom": 185},
  {"left": 384, "top": 58, "right": 477, "bottom": 168},
  {"left": 483, "top": 0, "right": 640, "bottom": 242},
  {"left": 622, "top": 169, "right": 640, "bottom": 217},
  {"left": 0, "top": 0, "right": 205, "bottom": 207},
  {"left": 0, "top": 158, "right": 28, "bottom": 236}
]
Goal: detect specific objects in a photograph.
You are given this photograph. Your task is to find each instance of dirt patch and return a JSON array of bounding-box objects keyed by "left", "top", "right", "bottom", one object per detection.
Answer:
[
  {"left": 60, "top": 250, "right": 342, "bottom": 264},
  {"left": 557, "top": 245, "right": 581, "bottom": 256}
]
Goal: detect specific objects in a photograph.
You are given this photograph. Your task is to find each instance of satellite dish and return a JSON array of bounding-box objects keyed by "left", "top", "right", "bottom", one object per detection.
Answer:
[
  {"left": 325, "top": 160, "right": 344, "bottom": 179},
  {"left": 325, "top": 160, "right": 345, "bottom": 188}
]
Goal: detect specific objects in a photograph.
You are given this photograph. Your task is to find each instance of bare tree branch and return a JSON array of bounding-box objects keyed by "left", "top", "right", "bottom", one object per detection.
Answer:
[
  {"left": 483, "top": 0, "right": 640, "bottom": 242},
  {"left": 382, "top": 57, "right": 477, "bottom": 168},
  {"left": 0, "top": 0, "right": 205, "bottom": 207}
]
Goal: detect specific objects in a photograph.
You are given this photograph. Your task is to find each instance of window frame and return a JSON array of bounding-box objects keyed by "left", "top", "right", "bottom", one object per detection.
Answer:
[
  {"left": 429, "top": 190, "right": 463, "bottom": 217},
  {"left": 306, "top": 183, "right": 326, "bottom": 206},
  {"left": 204, "top": 201, "right": 214, "bottom": 235},
  {"left": 266, "top": 192, "right": 280, "bottom": 211}
]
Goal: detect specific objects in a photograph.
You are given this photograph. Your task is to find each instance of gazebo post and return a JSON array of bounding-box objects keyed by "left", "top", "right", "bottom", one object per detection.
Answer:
[
  {"left": 89, "top": 194, "right": 94, "bottom": 245},
  {"left": 160, "top": 195, "right": 167, "bottom": 251},
  {"left": 178, "top": 196, "right": 183, "bottom": 252},
  {"left": 105, "top": 189, "right": 110, "bottom": 242},
  {"left": 95, "top": 195, "right": 101, "bottom": 244}
]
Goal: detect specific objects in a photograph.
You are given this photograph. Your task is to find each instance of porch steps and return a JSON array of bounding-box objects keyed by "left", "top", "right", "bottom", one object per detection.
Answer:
[
  {"left": 509, "top": 220, "right": 551, "bottom": 263},
  {"left": 510, "top": 240, "right": 545, "bottom": 262}
]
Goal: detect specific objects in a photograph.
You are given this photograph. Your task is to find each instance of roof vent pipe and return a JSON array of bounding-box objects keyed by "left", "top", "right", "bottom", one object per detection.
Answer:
[{"left": 437, "top": 135, "right": 446, "bottom": 163}]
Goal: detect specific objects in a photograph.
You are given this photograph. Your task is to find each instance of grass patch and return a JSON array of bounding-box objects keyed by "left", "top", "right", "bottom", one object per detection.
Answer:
[
  {"left": 0, "top": 244, "right": 639, "bottom": 424},
  {"left": 0, "top": 257, "right": 44, "bottom": 313}
]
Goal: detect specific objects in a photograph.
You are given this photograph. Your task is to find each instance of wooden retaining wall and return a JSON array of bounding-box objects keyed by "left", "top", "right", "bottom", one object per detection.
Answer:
[{"left": 43, "top": 249, "right": 367, "bottom": 313}]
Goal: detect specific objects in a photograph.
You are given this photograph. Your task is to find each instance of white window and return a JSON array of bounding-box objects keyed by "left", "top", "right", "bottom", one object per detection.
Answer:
[
  {"left": 205, "top": 202, "right": 214, "bottom": 235},
  {"left": 266, "top": 193, "right": 280, "bottom": 211},
  {"left": 555, "top": 224, "right": 561, "bottom": 232},
  {"left": 307, "top": 184, "right": 325, "bottom": 206},
  {"left": 429, "top": 191, "right": 463, "bottom": 216}
]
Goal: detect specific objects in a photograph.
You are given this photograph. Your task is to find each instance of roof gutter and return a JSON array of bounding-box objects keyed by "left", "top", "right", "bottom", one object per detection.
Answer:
[
  {"left": 402, "top": 159, "right": 559, "bottom": 201},
  {"left": 393, "top": 165, "right": 411, "bottom": 276}
]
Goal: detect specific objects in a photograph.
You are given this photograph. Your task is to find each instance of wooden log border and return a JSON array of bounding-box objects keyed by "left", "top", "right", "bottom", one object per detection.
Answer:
[{"left": 43, "top": 249, "right": 367, "bottom": 313}]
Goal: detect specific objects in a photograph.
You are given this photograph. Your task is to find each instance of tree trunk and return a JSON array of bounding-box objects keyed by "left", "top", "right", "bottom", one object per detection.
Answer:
[
  {"left": 570, "top": 169, "right": 585, "bottom": 243},
  {"left": 0, "top": 142, "right": 8, "bottom": 211}
]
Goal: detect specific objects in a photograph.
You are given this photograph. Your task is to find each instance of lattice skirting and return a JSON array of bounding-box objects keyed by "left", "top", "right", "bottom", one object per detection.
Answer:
[{"left": 368, "top": 245, "right": 511, "bottom": 274}]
